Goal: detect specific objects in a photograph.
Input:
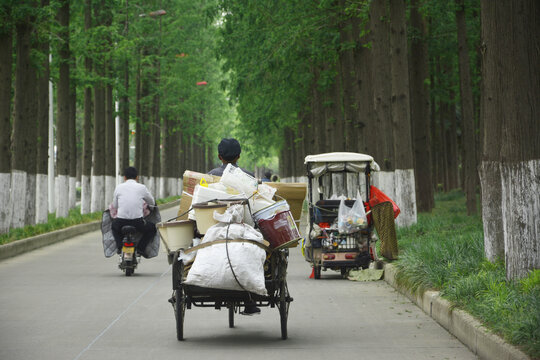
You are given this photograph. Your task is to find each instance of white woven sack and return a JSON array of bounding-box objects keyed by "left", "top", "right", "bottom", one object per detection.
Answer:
[{"left": 184, "top": 241, "right": 267, "bottom": 296}]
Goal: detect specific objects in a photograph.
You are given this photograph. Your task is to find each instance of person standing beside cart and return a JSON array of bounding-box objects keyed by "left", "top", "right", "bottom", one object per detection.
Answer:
[{"left": 207, "top": 138, "right": 261, "bottom": 316}]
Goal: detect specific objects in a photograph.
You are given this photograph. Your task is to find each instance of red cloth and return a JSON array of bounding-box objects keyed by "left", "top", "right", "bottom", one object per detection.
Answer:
[{"left": 368, "top": 186, "right": 400, "bottom": 219}]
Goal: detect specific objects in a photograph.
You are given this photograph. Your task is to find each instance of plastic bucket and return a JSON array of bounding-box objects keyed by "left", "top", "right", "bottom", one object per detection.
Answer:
[
  {"left": 157, "top": 220, "right": 195, "bottom": 252},
  {"left": 192, "top": 201, "right": 227, "bottom": 234},
  {"left": 253, "top": 201, "right": 301, "bottom": 249}
]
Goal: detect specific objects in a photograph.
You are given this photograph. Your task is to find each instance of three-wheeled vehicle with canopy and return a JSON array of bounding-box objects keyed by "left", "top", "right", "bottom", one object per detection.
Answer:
[{"left": 304, "top": 152, "right": 380, "bottom": 279}]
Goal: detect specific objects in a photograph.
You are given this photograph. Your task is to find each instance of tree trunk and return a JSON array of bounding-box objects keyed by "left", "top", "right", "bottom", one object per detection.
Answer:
[
  {"left": 139, "top": 77, "right": 151, "bottom": 182},
  {"left": 120, "top": 0, "right": 130, "bottom": 173},
  {"left": 81, "top": 0, "right": 93, "bottom": 214},
  {"left": 338, "top": 3, "right": 360, "bottom": 152},
  {"left": 480, "top": 0, "right": 540, "bottom": 279},
  {"left": 0, "top": 14, "right": 13, "bottom": 233},
  {"left": 12, "top": 4, "right": 38, "bottom": 228},
  {"left": 352, "top": 16, "right": 374, "bottom": 156},
  {"left": 104, "top": 3, "right": 115, "bottom": 206},
  {"left": 389, "top": 0, "right": 416, "bottom": 227},
  {"left": 35, "top": 0, "right": 50, "bottom": 224},
  {"left": 456, "top": 0, "right": 477, "bottom": 215},
  {"left": 55, "top": 0, "right": 70, "bottom": 218},
  {"left": 68, "top": 87, "right": 77, "bottom": 209},
  {"left": 370, "top": 0, "right": 393, "bottom": 171},
  {"left": 409, "top": 0, "right": 434, "bottom": 212},
  {"left": 105, "top": 65, "right": 115, "bottom": 204},
  {"left": 446, "top": 89, "right": 459, "bottom": 190},
  {"left": 149, "top": 86, "right": 161, "bottom": 195},
  {"left": 135, "top": 58, "right": 142, "bottom": 173}
]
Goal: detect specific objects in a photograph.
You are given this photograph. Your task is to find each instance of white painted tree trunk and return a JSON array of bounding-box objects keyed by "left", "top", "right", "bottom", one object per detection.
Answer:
[
  {"left": 161, "top": 177, "right": 177, "bottom": 199},
  {"left": 394, "top": 169, "right": 417, "bottom": 227},
  {"left": 80, "top": 175, "right": 91, "bottom": 214},
  {"left": 154, "top": 176, "right": 160, "bottom": 198},
  {"left": 24, "top": 174, "right": 36, "bottom": 226},
  {"left": 359, "top": 173, "right": 367, "bottom": 201},
  {"left": 372, "top": 171, "right": 396, "bottom": 203},
  {"left": 36, "top": 174, "right": 48, "bottom": 224},
  {"left": 479, "top": 161, "right": 505, "bottom": 262},
  {"left": 159, "top": 177, "right": 167, "bottom": 199},
  {"left": 56, "top": 175, "right": 69, "bottom": 218},
  {"left": 105, "top": 175, "right": 116, "bottom": 208},
  {"left": 170, "top": 177, "right": 178, "bottom": 198},
  {"left": 69, "top": 176, "right": 77, "bottom": 209},
  {"left": 281, "top": 177, "right": 291, "bottom": 183},
  {"left": 0, "top": 172, "right": 11, "bottom": 233},
  {"left": 331, "top": 173, "right": 346, "bottom": 198},
  {"left": 10, "top": 170, "right": 26, "bottom": 229},
  {"left": 346, "top": 173, "right": 359, "bottom": 199},
  {"left": 91, "top": 175, "right": 105, "bottom": 212},
  {"left": 500, "top": 160, "right": 540, "bottom": 280},
  {"left": 322, "top": 175, "right": 331, "bottom": 198},
  {"left": 177, "top": 178, "right": 183, "bottom": 196}
]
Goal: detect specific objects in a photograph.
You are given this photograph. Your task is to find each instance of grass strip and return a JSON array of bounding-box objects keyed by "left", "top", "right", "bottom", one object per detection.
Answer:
[
  {"left": 391, "top": 190, "right": 539, "bottom": 358},
  {"left": 0, "top": 196, "right": 180, "bottom": 246}
]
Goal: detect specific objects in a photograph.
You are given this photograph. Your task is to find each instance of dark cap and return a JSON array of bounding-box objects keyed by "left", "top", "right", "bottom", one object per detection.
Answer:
[{"left": 218, "top": 138, "right": 241, "bottom": 161}]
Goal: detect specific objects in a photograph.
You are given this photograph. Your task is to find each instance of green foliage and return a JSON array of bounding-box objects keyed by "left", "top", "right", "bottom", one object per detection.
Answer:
[
  {"left": 217, "top": 0, "right": 351, "bottom": 161},
  {"left": 394, "top": 191, "right": 540, "bottom": 357}
]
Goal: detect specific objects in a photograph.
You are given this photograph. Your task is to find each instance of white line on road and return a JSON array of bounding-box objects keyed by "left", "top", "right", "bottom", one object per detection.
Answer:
[{"left": 73, "top": 267, "right": 171, "bottom": 360}]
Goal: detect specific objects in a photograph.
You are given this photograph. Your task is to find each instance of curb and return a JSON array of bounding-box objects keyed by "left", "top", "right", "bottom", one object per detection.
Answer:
[
  {"left": 0, "top": 200, "right": 180, "bottom": 262},
  {"left": 383, "top": 263, "right": 531, "bottom": 360}
]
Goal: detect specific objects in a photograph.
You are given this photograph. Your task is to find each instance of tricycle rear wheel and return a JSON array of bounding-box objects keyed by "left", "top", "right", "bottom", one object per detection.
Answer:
[
  {"left": 175, "top": 288, "right": 185, "bottom": 341},
  {"left": 278, "top": 280, "right": 289, "bottom": 340}
]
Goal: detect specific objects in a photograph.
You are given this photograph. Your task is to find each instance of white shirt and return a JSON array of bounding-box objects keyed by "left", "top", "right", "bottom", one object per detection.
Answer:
[{"left": 112, "top": 179, "right": 155, "bottom": 219}]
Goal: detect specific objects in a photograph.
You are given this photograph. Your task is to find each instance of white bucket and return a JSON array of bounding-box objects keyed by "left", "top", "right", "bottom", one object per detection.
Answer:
[
  {"left": 192, "top": 202, "right": 227, "bottom": 234},
  {"left": 252, "top": 200, "right": 290, "bottom": 220},
  {"left": 157, "top": 220, "right": 195, "bottom": 252}
]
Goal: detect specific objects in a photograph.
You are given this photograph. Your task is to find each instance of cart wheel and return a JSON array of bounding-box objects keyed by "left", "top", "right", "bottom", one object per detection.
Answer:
[
  {"left": 340, "top": 268, "right": 349, "bottom": 278},
  {"left": 125, "top": 267, "right": 133, "bottom": 276},
  {"left": 278, "top": 281, "right": 289, "bottom": 340},
  {"left": 314, "top": 265, "right": 321, "bottom": 279},
  {"left": 175, "top": 288, "right": 185, "bottom": 341},
  {"left": 228, "top": 304, "right": 234, "bottom": 328}
]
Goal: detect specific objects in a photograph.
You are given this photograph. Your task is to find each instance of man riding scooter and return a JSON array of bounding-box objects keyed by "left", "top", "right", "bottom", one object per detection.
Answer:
[{"left": 111, "top": 167, "right": 157, "bottom": 257}]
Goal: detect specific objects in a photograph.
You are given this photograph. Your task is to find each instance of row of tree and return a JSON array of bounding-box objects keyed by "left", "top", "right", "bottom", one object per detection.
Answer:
[
  {"left": 218, "top": 0, "right": 483, "bottom": 227},
  {"left": 0, "top": 0, "right": 537, "bottom": 279},
  {"left": 218, "top": 0, "right": 538, "bottom": 279},
  {"left": 0, "top": 0, "right": 233, "bottom": 233}
]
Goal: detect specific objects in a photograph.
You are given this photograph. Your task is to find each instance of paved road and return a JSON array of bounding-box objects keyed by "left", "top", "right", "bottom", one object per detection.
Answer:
[{"left": 0, "top": 206, "right": 476, "bottom": 360}]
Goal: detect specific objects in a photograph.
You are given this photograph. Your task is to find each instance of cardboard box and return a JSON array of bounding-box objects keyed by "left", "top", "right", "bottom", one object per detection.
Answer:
[
  {"left": 266, "top": 182, "right": 307, "bottom": 221},
  {"left": 177, "top": 171, "right": 221, "bottom": 220}
]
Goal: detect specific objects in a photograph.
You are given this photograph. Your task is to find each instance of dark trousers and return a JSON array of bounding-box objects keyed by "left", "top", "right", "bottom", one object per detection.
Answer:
[{"left": 111, "top": 217, "right": 156, "bottom": 255}]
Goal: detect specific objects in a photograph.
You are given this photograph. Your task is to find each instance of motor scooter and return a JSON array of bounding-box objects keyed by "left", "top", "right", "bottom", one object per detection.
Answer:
[{"left": 118, "top": 225, "right": 140, "bottom": 276}]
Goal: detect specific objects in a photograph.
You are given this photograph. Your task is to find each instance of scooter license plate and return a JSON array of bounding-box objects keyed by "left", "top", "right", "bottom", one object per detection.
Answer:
[{"left": 122, "top": 246, "right": 135, "bottom": 254}]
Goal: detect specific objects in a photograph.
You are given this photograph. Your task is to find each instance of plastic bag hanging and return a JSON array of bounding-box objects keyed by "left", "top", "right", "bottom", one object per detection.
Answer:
[{"left": 337, "top": 191, "right": 368, "bottom": 234}]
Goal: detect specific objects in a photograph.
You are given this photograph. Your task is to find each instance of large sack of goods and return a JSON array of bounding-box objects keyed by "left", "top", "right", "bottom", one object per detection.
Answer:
[{"left": 184, "top": 204, "right": 268, "bottom": 296}]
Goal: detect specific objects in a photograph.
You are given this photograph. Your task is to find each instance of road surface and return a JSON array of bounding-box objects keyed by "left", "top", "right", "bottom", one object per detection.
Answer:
[{"left": 0, "top": 206, "right": 476, "bottom": 360}]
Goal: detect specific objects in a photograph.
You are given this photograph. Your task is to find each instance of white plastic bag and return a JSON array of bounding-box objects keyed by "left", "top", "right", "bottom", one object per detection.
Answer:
[
  {"left": 184, "top": 205, "right": 267, "bottom": 295},
  {"left": 337, "top": 191, "right": 368, "bottom": 234},
  {"left": 220, "top": 163, "right": 258, "bottom": 196}
]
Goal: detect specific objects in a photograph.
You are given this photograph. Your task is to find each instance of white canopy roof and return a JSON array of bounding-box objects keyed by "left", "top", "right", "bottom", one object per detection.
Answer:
[
  {"left": 305, "top": 152, "right": 376, "bottom": 164},
  {"left": 304, "top": 152, "right": 380, "bottom": 177}
]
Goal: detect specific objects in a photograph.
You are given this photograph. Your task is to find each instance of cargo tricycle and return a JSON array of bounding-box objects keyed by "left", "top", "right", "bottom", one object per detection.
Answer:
[
  {"left": 160, "top": 197, "right": 297, "bottom": 341},
  {"left": 304, "top": 152, "right": 380, "bottom": 279}
]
